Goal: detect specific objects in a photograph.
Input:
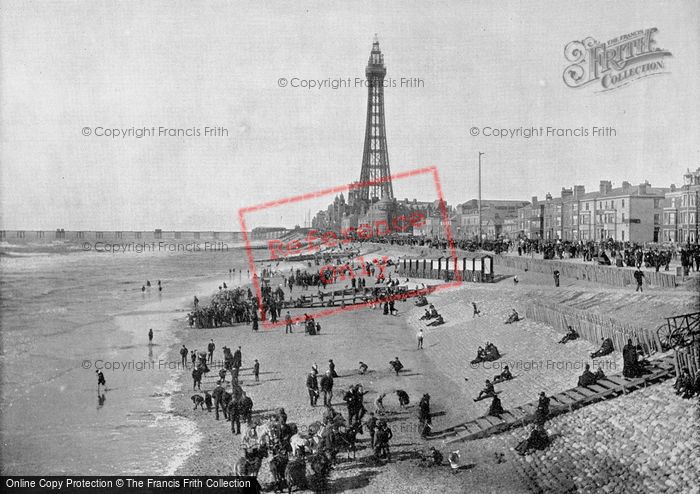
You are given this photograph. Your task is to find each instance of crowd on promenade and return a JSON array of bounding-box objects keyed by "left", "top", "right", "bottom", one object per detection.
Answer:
[
  {"left": 324, "top": 230, "right": 700, "bottom": 274},
  {"left": 502, "top": 238, "right": 700, "bottom": 273}
]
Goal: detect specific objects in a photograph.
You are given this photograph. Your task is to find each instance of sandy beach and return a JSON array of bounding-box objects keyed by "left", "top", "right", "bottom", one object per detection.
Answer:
[{"left": 165, "top": 243, "right": 699, "bottom": 493}]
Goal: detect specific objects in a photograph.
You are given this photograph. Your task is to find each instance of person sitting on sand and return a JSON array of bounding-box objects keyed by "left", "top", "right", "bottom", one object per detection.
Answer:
[
  {"left": 577, "top": 364, "right": 597, "bottom": 387},
  {"left": 492, "top": 365, "right": 513, "bottom": 384},
  {"left": 474, "top": 380, "right": 496, "bottom": 401},
  {"left": 594, "top": 366, "right": 606, "bottom": 381},
  {"left": 471, "top": 346, "right": 486, "bottom": 365},
  {"left": 427, "top": 314, "right": 445, "bottom": 327},
  {"left": 515, "top": 424, "right": 550, "bottom": 455},
  {"left": 674, "top": 368, "right": 694, "bottom": 399},
  {"left": 420, "top": 308, "right": 432, "bottom": 320},
  {"left": 558, "top": 326, "right": 579, "bottom": 344},
  {"left": 429, "top": 305, "right": 439, "bottom": 318},
  {"left": 504, "top": 309, "right": 520, "bottom": 324},
  {"left": 488, "top": 394, "right": 504, "bottom": 417},
  {"left": 590, "top": 337, "right": 614, "bottom": 359},
  {"left": 484, "top": 342, "right": 500, "bottom": 360},
  {"left": 358, "top": 361, "right": 368, "bottom": 375}
]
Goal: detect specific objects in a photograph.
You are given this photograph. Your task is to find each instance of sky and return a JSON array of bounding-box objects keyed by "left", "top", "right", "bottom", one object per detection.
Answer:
[{"left": 1, "top": 0, "right": 698, "bottom": 230}]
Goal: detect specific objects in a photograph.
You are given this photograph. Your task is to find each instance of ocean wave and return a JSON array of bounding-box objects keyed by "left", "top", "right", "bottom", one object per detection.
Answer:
[{"left": 155, "top": 376, "right": 202, "bottom": 475}]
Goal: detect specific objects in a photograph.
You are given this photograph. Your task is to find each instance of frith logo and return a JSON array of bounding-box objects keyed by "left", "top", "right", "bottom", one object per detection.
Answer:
[{"left": 563, "top": 28, "right": 672, "bottom": 92}]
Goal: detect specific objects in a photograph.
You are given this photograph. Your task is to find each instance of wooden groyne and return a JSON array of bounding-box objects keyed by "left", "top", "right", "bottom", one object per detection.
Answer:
[{"left": 430, "top": 355, "right": 676, "bottom": 444}]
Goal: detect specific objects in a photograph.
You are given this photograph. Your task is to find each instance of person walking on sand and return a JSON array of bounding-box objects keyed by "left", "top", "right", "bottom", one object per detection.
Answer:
[
  {"left": 253, "top": 359, "right": 260, "bottom": 382},
  {"left": 148, "top": 328, "right": 153, "bottom": 344},
  {"left": 417, "top": 328, "right": 424, "bottom": 349},
  {"left": 180, "top": 345, "right": 188, "bottom": 367},
  {"left": 285, "top": 311, "right": 293, "bottom": 333},
  {"left": 96, "top": 370, "right": 106, "bottom": 389},
  {"left": 207, "top": 339, "right": 215, "bottom": 364},
  {"left": 472, "top": 302, "right": 481, "bottom": 318},
  {"left": 233, "top": 346, "right": 242, "bottom": 371}
]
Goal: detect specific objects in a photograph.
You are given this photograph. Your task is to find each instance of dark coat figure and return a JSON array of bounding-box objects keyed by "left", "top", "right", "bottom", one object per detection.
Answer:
[
  {"left": 180, "top": 345, "right": 188, "bottom": 366},
  {"left": 559, "top": 326, "right": 579, "bottom": 344},
  {"left": 268, "top": 448, "right": 289, "bottom": 493},
  {"left": 366, "top": 414, "right": 378, "bottom": 448},
  {"left": 228, "top": 399, "right": 241, "bottom": 434},
  {"left": 488, "top": 395, "right": 504, "bottom": 417},
  {"left": 390, "top": 358, "right": 404, "bottom": 376},
  {"left": 204, "top": 391, "right": 213, "bottom": 412},
  {"left": 535, "top": 392, "right": 550, "bottom": 426},
  {"left": 328, "top": 360, "right": 339, "bottom": 378},
  {"left": 343, "top": 388, "right": 357, "bottom": 424},
  {"left": 505, "top": 309, "right": 520, "bottom": 324},
  {"left": 191, "top": 394, "right": 205, "bottom": 410},
  {"left": 474, "top": 380, "right": 496, "bottom": 401},
  {"left": 253, "top": 360, "right": 260, "bottom": 382},
  {"left": 418, "top": 394, "right": 431, "bottom": 437},
  {"left": 212, "top": 383, "right": 227, "bottom": 420},
  {"left": 148, "top": 328, "right": 153, "bottom": 343},
  {"left": 285, "top": 457, "right": 307, "bottom": 492},
  {"left": 674, "top": 369, "right": 694, "bottom": 399},
  {"left": 493, "top": 366, "right": 513, "bottom": 384},
  {"left": 240, "top": 395, "right": 254, "bottom": 423},
  {"left": 622, "top": 339, "right": 641, "bottom": 378},
  {"left": 306, "top": 372, "right": 319, "bottom": 406},
  {"left": 96, "top": 370, "right": 106, "bottom": 387},
  {"left": 374, "top": 422, "right": 393, "bottom": 460},
  {"left": 207, "top": 340, "right": 215, "bottom": 363},
  {"left": 396, "top": 390, "right": 410, "bottom": 407},
  {"left": 232, "top": 347, "right": 242, "bottom": 369},
  {"left": 191, "top": 368, "right": 204, "bottom": 390},
  {"left": 590, "top": 338, "right": 614, "bottom": 359},
  {"left": 578, "top": 364, "right": 597, "bottom": 387},
  {"left": 515, "top": 425, "right": 550, "bottom": 455},
  {"left": 553, "top": 270, "right": 560, "bottom": 287},
  {"left": 633, "top": 269, "right": 645, "bottom": 291},
  {"left": 320, "top": 373, "right": 334, "bottom": 406}
]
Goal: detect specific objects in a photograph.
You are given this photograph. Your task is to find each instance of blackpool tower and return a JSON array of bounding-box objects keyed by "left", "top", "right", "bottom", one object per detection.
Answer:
[{"left": 358, "top": 36, "right": 393, "bottom": 202}]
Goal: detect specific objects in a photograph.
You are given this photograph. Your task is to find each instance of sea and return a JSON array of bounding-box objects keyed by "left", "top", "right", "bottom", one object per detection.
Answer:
[{"left": 0, "top": 244, "right": 255, "bottom": 475}]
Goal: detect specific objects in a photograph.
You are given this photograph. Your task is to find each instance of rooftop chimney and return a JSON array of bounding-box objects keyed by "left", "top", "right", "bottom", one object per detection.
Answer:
[
  {"left": 573, "top": 185, "right": 585, "bottom": 197},
  {"left": 561, "top": 187, "right": 573, "bottom": 200},
  {"left": 638, "top": 183, "right": 647, "bottom": 195},
  {"left": 545, "top": 192, "right": 553, "bottom": 201},
  {"left": 670, "top": 184, "right": 676, "bottom": 192},
  {"left": 622, "top": 181, "right": 631, "bottom": 193},
  {"left": 531, "top": 196, "right": 538, "bottom": 206},
  {"left": 599, "top": 180, "right": 612, "bottom": 194}
]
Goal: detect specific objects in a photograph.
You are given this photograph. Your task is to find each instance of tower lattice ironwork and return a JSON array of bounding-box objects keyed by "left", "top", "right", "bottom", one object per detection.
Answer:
[{"left": 359, "top": 36, "right": 393, "bottom": 202}]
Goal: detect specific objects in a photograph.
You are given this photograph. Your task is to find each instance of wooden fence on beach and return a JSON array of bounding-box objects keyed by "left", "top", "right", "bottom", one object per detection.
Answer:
[
  {"left": 495, "top": 256, "right": 678, "bottom": 289},
  {"left": 525, "top": 300, "right": 663, "bottom": 356}
]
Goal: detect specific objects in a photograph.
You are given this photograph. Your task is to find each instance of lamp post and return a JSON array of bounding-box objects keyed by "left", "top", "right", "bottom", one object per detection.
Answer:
[{"left": 478, "top": 152, "right": 484, "bottom": 247}]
